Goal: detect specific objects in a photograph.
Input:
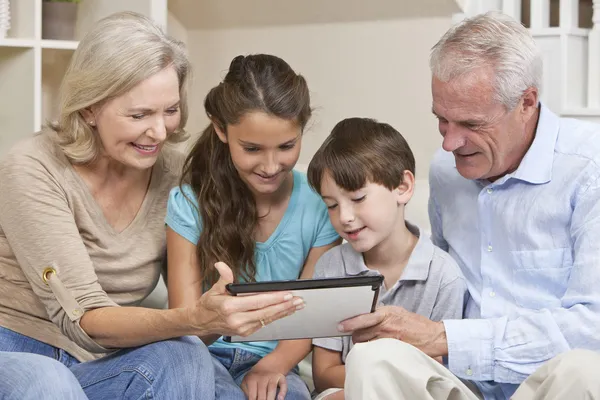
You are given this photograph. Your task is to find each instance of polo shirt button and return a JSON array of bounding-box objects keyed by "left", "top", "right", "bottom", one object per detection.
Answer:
[
  {"left": 490, "top": 291, "right": 496, "bottom": 297},
  {"left": 487, "top": 188, "right": 493, "bottom": 194},
  {"left": 487, "top": 245, "right": 493, "bottom": 252},
  {"left": 466, "top": 368, "right": 473, "bottom": 376}
]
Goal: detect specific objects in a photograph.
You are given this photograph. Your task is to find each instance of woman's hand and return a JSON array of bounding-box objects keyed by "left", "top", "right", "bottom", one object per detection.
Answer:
[
  {"left": 189, "top": 262, "right": 303, "bottom": 338},
  {"left": 241, "top": 359, "right": 288, "bottom": 400}
]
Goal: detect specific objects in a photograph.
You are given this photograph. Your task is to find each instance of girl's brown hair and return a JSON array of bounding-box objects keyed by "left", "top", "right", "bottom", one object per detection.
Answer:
[{"left": 182, "top": 54, "right": 311, "bottom": 287}]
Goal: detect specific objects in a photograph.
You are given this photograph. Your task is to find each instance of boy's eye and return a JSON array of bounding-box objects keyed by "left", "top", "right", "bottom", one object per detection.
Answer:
[
  {"left": 326, "top": 204, "right": 338, "bottom": 210},
  {"left": 352, "top": 195, "right": 366, "bottom": 203}
]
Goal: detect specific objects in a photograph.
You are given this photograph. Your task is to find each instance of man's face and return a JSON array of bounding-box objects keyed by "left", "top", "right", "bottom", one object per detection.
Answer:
[{"left": 431, "top": 67, "right": 537, "bottom": 181}]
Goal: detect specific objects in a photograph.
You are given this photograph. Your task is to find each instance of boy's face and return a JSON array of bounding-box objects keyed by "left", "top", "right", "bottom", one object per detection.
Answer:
[{"left": 320, "top": 172, "right": 411, "bottom": 254}]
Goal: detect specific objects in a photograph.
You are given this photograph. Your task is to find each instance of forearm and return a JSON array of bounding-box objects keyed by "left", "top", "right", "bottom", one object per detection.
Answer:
[
  {"left": 259, "top": 339, "right": 312, "bottom": 373},
  {"left": 80, "top": 305, "right": 210, "bottom": 348},
  {"left": 315, "top": 365, "right": 346, "bottom": 392}
]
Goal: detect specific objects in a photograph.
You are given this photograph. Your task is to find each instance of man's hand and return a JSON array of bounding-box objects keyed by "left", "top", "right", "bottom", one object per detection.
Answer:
[
  {"left": 338, "top": 306, "right": 449, "bottom": 357},
  {"left": 241, "top": 358, "right": 288, "bottom": 400}
]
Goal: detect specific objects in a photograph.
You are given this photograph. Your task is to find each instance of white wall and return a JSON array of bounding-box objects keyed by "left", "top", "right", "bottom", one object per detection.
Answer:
[{"left": 183, "top": 17, "right": 454, "bottom": 229}]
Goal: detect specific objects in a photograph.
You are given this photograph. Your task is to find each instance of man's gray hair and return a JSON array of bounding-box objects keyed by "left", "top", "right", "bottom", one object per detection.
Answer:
[{"left": 430, "top": 11, "right": 542, "bottom": 110}]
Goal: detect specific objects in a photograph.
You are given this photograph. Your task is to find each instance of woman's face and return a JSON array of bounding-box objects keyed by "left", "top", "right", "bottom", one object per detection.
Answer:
[
  {"left": 84, "top": 66, "right": 181, "bottom": 170},
  {"left": 215, "top": 111, "right": 302, "bottom": 197}
]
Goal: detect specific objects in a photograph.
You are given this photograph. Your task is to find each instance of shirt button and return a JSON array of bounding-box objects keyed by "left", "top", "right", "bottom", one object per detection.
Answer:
[
  {"left": 487, "top": 245, "right": 493, "bottom": 252},
  {"left": 489, "top": 291, "right": 496, "bottom": 298},
  {"left": 487, "top": 188, "right": 493, "bottom": 194},
  {"left": 466, "top": 368, "right": 473, "bottom": 376}
]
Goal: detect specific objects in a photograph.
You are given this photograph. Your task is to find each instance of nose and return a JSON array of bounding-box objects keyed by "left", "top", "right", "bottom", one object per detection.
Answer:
[
  {"left": 338, "top": 203, "right": 355, "bottom": 225},
  {"left": 261, "top": 152, "right": 280, "bottom": 176},
  {"left": 441, "top": 123, "right": 467, "bottom": 152},
  {"left": 146, "top": 116, "right": 168, "bottom": 142}
]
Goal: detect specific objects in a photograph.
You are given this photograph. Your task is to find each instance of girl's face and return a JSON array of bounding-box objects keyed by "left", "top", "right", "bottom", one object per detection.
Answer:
[{"left": 215, "top": 111, "right": 302, "bottom": 197}]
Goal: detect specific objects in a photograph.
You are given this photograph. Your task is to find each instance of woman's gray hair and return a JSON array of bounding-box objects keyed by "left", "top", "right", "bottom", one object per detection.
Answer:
[
  {"left": 51, "top": 11, "right": 190, "bottom": 164},
  {"left": 430, "top": 11, "right": 542, "bottom": 110}
]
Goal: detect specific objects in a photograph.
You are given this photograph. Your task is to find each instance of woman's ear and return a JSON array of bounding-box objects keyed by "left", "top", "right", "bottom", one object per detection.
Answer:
[
  {"left": 212, "top": 120, "right": 228, "bottom": 144},
  {"left": 80, "top": 108, "right": 95, "bottom": 126},
  {"left": 394, "top": 170, "right": 415, "bottom": 206}
]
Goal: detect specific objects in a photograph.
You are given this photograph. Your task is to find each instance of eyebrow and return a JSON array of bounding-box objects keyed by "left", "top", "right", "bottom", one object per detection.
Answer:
[
  {"left": 238, "top": 135, "right": 300, "bottom": 147},
  {"left": 431, "top": 107, "right": 486, "bottom": 126},
  {"left": 127, "top": 100, "right": 180, "bottom": 113}
]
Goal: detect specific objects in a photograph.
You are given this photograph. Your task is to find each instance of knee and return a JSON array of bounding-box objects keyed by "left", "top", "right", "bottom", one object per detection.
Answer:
[
  {"left": 150, "top": 336, "right": 212, "bottom": 370},
  {"left": 346, "top": 338, "right": 421, "bottom": 370},
  {"left": 551, "top": 349, "right": 600, "bottom": 383}
]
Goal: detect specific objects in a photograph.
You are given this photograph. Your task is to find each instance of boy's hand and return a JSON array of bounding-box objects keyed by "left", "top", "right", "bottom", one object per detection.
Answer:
[
  {"left": 241, "top": 359, "right": 288, "bottom": 400},
  {"left": 325, "top": 389, "right": 345, "bottom": 400},
  {"left": 337, "top": 305, "right": 448, "bottom": 358}
]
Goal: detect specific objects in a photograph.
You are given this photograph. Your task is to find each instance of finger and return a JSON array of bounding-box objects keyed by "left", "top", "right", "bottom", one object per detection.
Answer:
[
  {"left": 239, "top": 297, "right": 302, "bottom": 328},
  {"left": 338, "top": 310, "right": 385, "bottom": 333},
  {"left": 226, "top": 292, "right": 298, "bottom": 314},
  {"left": 352, "top": 327, "right": 380, "bottom": 343},
  {"left": 247, "top": 378, "right": 258, "bottom": 400},
  {"left": 212, "top": 262, "right": 235, "bottom": 293},
  {"left": 275, "top": 375, "right": 287, "bottom": 400},
  {"left": 256, "top": 378, "right": 269, "bottom": 400}
]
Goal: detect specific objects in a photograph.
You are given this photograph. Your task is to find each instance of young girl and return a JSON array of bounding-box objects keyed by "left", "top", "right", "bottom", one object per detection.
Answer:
[{"left": 165, "top": 54, "right": 340, "bottom": 400}]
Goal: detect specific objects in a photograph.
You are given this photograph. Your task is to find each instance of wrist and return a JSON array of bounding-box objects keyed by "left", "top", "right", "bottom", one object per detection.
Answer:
[
  {"left": 257, "top": 352, "right": 293, "bottom": 374},
  {"left": 182, "top": 306, "right": 213, "bottom": 337},
  {"left": 432, "top": 321, "right": 449, "bottom": 357}
]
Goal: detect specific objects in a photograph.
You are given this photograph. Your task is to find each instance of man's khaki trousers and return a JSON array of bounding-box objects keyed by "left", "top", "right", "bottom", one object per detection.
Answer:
[{"left": 344, "top": 338, "right": 600, "bottom": 400}]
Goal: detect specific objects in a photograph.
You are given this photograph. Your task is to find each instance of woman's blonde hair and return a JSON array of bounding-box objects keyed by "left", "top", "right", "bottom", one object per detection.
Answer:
[{"left": 51, "top": 11, "right": 190, "bottom": 164}]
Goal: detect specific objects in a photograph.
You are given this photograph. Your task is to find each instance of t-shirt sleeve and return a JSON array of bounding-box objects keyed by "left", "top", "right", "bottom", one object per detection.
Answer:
[
  {"left": 0, "top": 153, "right": 117, "bottom": 353},
  {"left": 165, "top": 185, "right": 201, "bottom": 245},
  {"left": 430, "top": 252, "right": 468, "bottom": 321}
]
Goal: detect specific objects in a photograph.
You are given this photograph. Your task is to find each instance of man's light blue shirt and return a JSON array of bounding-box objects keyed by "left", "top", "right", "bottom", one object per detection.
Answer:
[{"left": 429, "top": 103, "right": 600, "bottom": 400}]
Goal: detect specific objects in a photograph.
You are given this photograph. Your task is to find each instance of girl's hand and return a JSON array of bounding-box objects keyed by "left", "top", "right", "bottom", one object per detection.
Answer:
[
  {"left": 241, "top": 359, "right": 288, "bottom": 400},
  {"left": 190, "top": 262, "right": 302, "bottom": 338}
]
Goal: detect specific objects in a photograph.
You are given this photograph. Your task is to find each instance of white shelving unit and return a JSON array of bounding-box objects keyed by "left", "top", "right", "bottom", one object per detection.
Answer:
[{"left": 0, "top": 0, "right": 168, "bottom": 158}]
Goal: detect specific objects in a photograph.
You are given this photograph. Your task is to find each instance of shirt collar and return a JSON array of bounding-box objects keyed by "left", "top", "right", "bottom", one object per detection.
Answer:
[
  {"left": 510, "top": 102, "right": 559, "bottom": 184},
  {"left": 341, "top": 222, "right": 433, "bottom": 282}
]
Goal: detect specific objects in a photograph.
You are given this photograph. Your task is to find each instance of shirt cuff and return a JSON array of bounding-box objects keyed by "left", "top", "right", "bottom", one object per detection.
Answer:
[
  {"left": 313, "top": 337, "right": 343, "bottom": 352},
  {"left": 443, "top": 319, "right": 496, "bottom": 381}
]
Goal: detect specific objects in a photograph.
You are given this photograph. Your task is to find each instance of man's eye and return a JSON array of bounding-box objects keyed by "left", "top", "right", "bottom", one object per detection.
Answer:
[{"left": 132, "top": 114, "right": 145, "bottom": 120}]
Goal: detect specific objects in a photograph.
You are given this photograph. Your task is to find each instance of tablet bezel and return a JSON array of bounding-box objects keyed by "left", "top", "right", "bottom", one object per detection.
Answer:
[{"left": 226, "top": 275, "right": 384, "bottom": 295}]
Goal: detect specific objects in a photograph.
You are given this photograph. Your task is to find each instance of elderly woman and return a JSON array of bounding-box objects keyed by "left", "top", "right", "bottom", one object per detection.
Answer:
[{"left": 0, "top": 11, "right": 300, "bottom": 400}]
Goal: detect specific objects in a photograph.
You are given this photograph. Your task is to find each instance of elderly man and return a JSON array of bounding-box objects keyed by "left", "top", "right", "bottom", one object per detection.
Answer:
[{"left": 337, "top": 11, "right": 600, "bottom": 400}]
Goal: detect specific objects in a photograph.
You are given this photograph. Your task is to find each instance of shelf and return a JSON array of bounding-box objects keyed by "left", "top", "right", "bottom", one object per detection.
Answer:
[
  {"left": 0, "top": 39, "right": 36, "bottom": 48},
  {"left": 41, "top": 40, "right": 79, "bottom": 50}
]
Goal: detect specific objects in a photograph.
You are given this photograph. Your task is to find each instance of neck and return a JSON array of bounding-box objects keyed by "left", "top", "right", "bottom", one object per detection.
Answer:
[
  {"left": 77, "top": 155, "right": 152, "bottom": 188},
  {"left": 363, "top": 216, "right": 418, "bottom": 271},
  {"left": 253, "top": 170, "right": 294, "bottom": 210}
]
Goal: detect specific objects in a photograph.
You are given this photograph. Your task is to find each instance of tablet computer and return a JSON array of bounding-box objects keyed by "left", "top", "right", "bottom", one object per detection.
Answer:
[{"left": 223, "top": 275, "right": 383, "bottom": 343}]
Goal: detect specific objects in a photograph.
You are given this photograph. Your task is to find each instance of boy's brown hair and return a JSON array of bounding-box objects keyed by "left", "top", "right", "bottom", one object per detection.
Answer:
[{"left": 307, "top": 117, "right": 415, "bottom": 194}]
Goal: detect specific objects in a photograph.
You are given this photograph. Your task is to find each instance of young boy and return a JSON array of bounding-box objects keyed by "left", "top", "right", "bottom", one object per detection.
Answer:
[{"left": 306, "top": 117, "right": 467, "bottom": 400}]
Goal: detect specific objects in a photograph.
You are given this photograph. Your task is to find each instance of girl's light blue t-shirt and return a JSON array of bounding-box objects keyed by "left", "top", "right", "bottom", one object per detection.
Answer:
[{"left": 165, "top": 170, "right": 339, "bottom": 357}]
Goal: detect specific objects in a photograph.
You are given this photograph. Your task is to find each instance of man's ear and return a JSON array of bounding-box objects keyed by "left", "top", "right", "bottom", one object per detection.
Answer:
[
  {"left": 519, "top": 87, "right": 539, "bottom": 123},
  {"left": 394, "top": 170, "right": 415, "bottom": 206},
  {"left": 213, "top": 120, "right": 228, "bottom": 144}
]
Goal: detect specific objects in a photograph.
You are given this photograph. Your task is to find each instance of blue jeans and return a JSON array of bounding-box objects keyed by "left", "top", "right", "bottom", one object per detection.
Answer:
[
  {"left": 0, "top": 351, "right": 88, "bottom": 399},
  {"left": 210, "top": 346, "right": 310, "bottom": 400},
  {"left": 0, "top": 326, "right": 215, "bottom": 400}
]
